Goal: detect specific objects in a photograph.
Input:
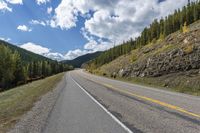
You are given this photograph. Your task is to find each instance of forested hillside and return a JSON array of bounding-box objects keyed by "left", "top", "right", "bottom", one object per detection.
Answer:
[
  {"left": 62, "top": 51, "right": 102, "bottom": 68},
  {"left": 0, "top": 41, "right": 73, "bottom": 90},
  {"left": 0, "top": 40, "right": 51, "bottom": 62},
  {"left": 86, "top": 0, "right": 200, "bottom": 69}
]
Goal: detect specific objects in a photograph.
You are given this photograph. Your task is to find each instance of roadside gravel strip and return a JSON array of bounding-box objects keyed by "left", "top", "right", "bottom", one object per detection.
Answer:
[{"left": 8, "top": 74, "right": 67, "bottom": 133}]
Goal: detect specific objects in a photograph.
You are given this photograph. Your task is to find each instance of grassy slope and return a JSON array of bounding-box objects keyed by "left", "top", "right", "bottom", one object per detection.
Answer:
[
  {"left": 92, "top": 21, "right": 200, "bottom": 96},
  {"left": 0, "top": 73, "right": 65, "bottom": 132}
]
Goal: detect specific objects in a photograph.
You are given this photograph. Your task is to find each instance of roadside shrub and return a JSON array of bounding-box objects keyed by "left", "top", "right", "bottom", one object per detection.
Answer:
[{"left": 183, "top": 44, "right": 193, "bottom": 54}]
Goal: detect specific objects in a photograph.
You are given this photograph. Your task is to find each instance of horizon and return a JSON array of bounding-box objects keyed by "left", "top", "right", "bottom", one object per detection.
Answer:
[{"left": 0, "top": 0, "right": 194, "bottom": 61}]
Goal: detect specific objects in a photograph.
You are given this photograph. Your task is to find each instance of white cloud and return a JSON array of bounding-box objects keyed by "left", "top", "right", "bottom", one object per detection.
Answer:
[
  {"left": 19, "top": 42, "right": 78, "bottom": 61},
  {"left": 64, "top": 49, "right": 89, "bottom": 60},
  {"left": 36, "top": 0, "right": 50, "bottom": 5},
  {"left": 30, "top": 20, "right": 46, "bottom": 26},
  {"left": 19, "top": 42, "right": 104, "bottom": 61},
  {"left": 49, "top": 0, "right": 192, "bottom": 58},
  {"left": 17, "top": 25, "right": 32, "bottom": 32},
  {"left": 50, "top": 0, "right": 78, "bottom": 30},
  {"left": 47, "top": 7, "right": 52, "bottom": 14},
  {"left": 6, "top": 0, "right": 23, "bottom": 5},
  {"left": 20, "top": 42, "right": 64, "bottom": 60},
  {"left": 83, "top": 0, "right": 192, "bottom": 44},
  {"left": 44, "top": 52, "right": 64, "bottom": 61},
  {"left": 16, "top": 0, "right": 194, "bottom": 60},
  {"left": 20, "top": 42, "right": 50, "bottom": 55},
  {"left": 0, "top": 37, "right": 11, "bottom": 42},
  {"left": 83, "top": 39, "right": 111, "bottom": 52},
  {"left": 84, "top": 40, "right": 98, "bottom": 50},
  {"left": 0, "top": 1, "right": 12, "bottom": 12},
  {"left": 83, "top": 0, "right": 158, "bottom": 44}
]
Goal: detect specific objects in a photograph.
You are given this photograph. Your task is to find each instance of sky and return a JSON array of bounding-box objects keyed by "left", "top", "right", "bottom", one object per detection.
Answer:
[{"left": 0, "top": 0, "right": 193, "bottom": 60}]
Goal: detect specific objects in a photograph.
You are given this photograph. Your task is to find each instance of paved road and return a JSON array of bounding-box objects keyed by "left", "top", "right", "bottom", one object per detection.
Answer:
[{"left": 44, "top": 70, "right": 200, "bottom": 133}]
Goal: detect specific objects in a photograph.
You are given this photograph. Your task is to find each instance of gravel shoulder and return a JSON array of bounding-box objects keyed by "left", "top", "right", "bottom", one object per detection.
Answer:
[{"left": 8, "top": 74, "right": 66, "bottom": 133}]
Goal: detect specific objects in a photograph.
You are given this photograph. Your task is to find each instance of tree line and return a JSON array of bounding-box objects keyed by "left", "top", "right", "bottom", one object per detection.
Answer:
[
  {"left": 0, "top": 45, "right": 72, "bottom": 90},
  {"left": 86, "top": 0, "right": 200, "bottom": 70}
]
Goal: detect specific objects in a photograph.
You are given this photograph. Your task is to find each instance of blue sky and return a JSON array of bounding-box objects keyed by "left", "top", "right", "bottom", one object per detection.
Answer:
[
  {"left": 0, "top": 0, "right": 87, "bottom": 53},
  {"left": 0, "top": 0, "right": 191, "bottom": 60}
]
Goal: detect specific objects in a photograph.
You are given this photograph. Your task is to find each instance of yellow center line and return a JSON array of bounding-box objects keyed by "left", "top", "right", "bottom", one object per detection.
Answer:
[
  {"left": 103, "top": 83, "right": 200, "bottom": 119},
  {"left": 79, "top": 73, "right": 200, "bottom": 119}
]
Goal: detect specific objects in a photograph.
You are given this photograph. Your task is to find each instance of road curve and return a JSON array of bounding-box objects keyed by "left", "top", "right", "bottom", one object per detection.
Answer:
[{"left": 44, "top": 70, "right": 200, "bottom": 133}]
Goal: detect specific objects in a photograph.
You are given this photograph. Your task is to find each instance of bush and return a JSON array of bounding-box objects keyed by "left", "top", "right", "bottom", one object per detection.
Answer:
[{"left": 183, "top": 44, "right": 193, "bottom": 54}]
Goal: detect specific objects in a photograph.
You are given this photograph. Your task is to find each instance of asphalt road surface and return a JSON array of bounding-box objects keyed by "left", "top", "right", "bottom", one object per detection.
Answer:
[{"left": 43, "top": 70, "right": 200, "bottom": 133}]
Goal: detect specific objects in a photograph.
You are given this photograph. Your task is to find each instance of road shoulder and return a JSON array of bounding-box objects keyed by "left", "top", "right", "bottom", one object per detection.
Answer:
[{"left": 8, "top": 74, "right": 66, "bottom": 133}]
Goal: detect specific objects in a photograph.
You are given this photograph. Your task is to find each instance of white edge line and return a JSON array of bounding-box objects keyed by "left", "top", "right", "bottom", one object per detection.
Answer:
[{"left": 69, "top": 73, "right": 133, "bottom": 133}]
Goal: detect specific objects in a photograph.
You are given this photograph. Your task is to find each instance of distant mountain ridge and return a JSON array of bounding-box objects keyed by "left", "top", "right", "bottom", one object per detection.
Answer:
[
  {"left": 62, "top": 52, "right": 102, "bottom": 68},
  {"left": 0, "top": 40, "right": 53, "bottom": 62}
]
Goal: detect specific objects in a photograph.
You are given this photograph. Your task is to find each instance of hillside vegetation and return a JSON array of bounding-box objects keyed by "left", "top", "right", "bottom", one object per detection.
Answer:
[
  {"left": 0, "top": 73, "right": 64, "bottom": 133},
  {"left": 85, "top": 1, "right": 200, "bottom": 95},
  {"left": 88, "top": 20, "right": 200, "bottom": 95},
  {"left": 0, "top": 41, "right": 72, "bottom": 91},
  {"left": 86, "top": 1, "right": 200, "bottom": 69}
]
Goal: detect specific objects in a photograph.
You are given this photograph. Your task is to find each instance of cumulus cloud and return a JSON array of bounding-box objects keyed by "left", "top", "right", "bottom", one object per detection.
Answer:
[
  {"left": 11, "top": 0, "right": 194, "bottom": 60},
  {"left": 82, "top": 0, "right": 158, "bottom": 44},
  {"left": 17, "top": 25, "right": 32, "bottom": 32},
  {"left": 36, "top": 0, "right": 50, "bottom": 5},
  {"left": 19, "top": 42, "right": 106, "bottom": 60},
  {"left": 45, "top": 52, "right": 64, "bottom": 61},
  {"left": 47, "top": 0, "right": 191, "bottom": 58},
  {"left": 20, "top": 42, "right": 66, "bottom": 60},
  {"left": 6, "top": 0, "right": 23, "bottom": 5},
  {"left": 20, "top": 42, "right": 50, "bottom": 55},
  {"left": 50, "top": 0, "right": 78, "bottom": 30},
  {"left": 19, "top": 42, "right": 84, "bottom": 61},
  {"left": 0, "top": 1, "right": 12, "bottom": 12},
  {"left": 64, "top": 49, "right": 89, "bottom": 60}
]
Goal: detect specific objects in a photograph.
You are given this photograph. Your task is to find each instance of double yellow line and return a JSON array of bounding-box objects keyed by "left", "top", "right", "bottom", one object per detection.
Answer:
[{"left": 80, "top": 73, "right": 200, "bottom": 119}]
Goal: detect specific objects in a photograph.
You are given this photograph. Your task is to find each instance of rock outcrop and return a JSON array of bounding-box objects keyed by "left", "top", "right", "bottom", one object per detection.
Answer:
[{"left": 119, "top": 28, "right": 200, "bottom": 78}]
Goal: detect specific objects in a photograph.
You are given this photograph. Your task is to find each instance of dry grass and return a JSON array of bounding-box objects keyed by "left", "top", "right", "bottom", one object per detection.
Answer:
[
  {"left": 0, "top": 73, "right": 65, "bottom": 132},
  {"left": 183, "top": 44, "right": 194, "bottom": 54},
  {"left": 113, "top": 72, "right": 200, "bottom": 96}
]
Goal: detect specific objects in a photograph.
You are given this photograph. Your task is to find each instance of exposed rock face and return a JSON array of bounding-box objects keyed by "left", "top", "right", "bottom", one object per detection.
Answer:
[
  {"left": 120, "top": 29, "right": 200, "bottom": 78},
  {"left": 132, "top": 47, "right": 199, "bottom": 77}
]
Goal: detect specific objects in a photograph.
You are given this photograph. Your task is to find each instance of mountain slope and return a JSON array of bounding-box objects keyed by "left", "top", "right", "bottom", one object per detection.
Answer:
[
  {"left": 86, "top": 20, "right": 200, "bottom": 95},
  {"left": 0, "top": 40, "right": 53, "bottom": 62},
  {"left": 62, "top": 51, "right": 102, "bottom": 68},
  {"left": 86, "top": 1, "right": 200, "bottom": 70},
  {"left": 0, "top": 40, "right": 72, "bottom": 90}
]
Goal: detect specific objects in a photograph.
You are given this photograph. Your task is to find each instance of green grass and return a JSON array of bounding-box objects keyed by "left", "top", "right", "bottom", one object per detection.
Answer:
[
  {"left": 0, "top": 73, "right": 65, "bottom": 132},
  {"left": 111, "top": 76, "right": 200, "bottom": 96}
]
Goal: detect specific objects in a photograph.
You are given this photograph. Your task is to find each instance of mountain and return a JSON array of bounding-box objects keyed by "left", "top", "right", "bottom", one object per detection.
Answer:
[
  {"left": 0, "top": 40, "right": 53, "bottom": 62},
  {"left": 86, "top": 1, "right": 200, "bottom": 70},
  {"left": 85, "top": 1, "right": 200, "bottom": 95},
  {"left": 0, "top": 40, "right": 72, "bottom": 90},
  {"left": 62, "top": 52, "right": 102, "bottom": 68},
  {"left": 85, "top": 20, "right": 200, "bottom": 95}
]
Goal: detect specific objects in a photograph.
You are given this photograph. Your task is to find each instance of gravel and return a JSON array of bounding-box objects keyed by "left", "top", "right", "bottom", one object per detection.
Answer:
[{"left": 8, "top": 75, "right": 66, "bottom": 133}]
